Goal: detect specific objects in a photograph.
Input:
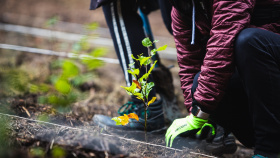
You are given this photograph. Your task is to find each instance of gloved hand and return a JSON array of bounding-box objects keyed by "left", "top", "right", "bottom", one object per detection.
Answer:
[
  {"left": 165, "top": 114, "right": 208, "bottom": 147},
  {"left": 196, "top": 123, "right": 216, "bottom": 142}
]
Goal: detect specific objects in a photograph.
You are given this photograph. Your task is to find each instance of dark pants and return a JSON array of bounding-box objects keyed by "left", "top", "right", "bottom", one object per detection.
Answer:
[
  {"left": 192, "top": 28, "right": 280, "bottom": 157},
  {"left": 102, "top": 0, "right": 172, "bottom": 102}
]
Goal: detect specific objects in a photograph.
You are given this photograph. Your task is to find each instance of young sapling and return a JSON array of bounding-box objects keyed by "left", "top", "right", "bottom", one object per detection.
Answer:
[{"left": 112, "top": 37, "right": 167, "bottom": 132}]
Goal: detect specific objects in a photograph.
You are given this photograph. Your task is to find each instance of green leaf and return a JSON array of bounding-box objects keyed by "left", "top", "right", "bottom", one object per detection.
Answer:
[
  {"left": 30, "top": 147, "right": 45, "bottom": 158},
  {"left": 81, "top": 57, "right": 104, "bottom": 70},
  {"left": 131, "top": 54, "right": 137, "bottom": 60},
  {"left": 121, "top": 82, "right": 140, "bottom": 96},
  {"left": 55, "top": 79, "right": 71, "bottom": 94},
  {"left": 127, "top": 68, "right": 139, "bottom": 79},
  {"left": 112, "top": 117, "right": 122, "bottom": 125},
  {"left": 148, "top": 60, "right": 157, "bottom": 75},
  {"left": 79, "top": 36, "right": 90, "bottom": 51},
  {"left": 90, "top": 48, "right": 106, "bottom": 57},
  {"left": 153, "top": 40, "right": 159, "bottom": 43},
  {"left": 129, "top": 62, "right": 135, "bottom": 68},
  {"left": 71, "top": 73, "right": 94, "bottom": 86},
  {"left": 139, "top": 60, "right": 157, "bottom": 81},
  {"left": 47, "top": 93, "right": 76, "bottom": 108},
  {"left": 134, "top": 92, "right": 144, "bottom": 101},
  {"left": 29, "top": 84, "right": 39, "bottom": 93},
  {"left": 145, "top": 82, "right": 155, "bottom": 100},
  {"left": 62, "top": 60, "right": 79, "bottom": 78},
  {"left": 48, "top": 95, "right": 59, "bottom": 105},
  {"left": 151, "top": 49, "right": 157, "bottom": 56},
  {"left": 156, "top": 45, "right": 167, "bottom": 51},
  {"left": 39, "top": 84, "right": 49, "bottom": 92},
  {"left": 139, "top": 74, "right": 148, "bottom": 82},
  {"left": 85, "top": 22, "right": 99, "bottom": 31},
  {"left": 139, "top": 56, "right": 151, "bottom": 66},
  {"left": 30, "top": 84, "right": 49, "bottom": 93},
  {"left": 139, "top": 79, "right": 146, "bottom": 88},
  {"left": 52, "top": 146, "right": 66, "bottom": 158},
  {"left": 142, "top": 37, "right": 152, "bottom": 47}
]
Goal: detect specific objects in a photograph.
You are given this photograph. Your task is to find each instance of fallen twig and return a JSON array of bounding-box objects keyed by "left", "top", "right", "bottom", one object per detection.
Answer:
[{"left": 22, "top": 106, "right": 31, "bottom": 117}]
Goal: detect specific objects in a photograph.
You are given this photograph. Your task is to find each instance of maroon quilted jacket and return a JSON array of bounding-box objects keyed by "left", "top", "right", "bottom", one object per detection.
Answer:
[{"left": 171, "top": 0, "right": 280, "bottom": 113}]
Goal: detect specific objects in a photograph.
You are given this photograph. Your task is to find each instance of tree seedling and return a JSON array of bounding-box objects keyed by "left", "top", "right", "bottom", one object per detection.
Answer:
[{"left": 112, "top": 37, "right": 167, "bottom": 132}]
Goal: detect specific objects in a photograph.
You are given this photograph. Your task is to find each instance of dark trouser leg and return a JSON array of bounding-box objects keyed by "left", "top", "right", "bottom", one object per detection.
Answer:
[
  {"left": 235, "top": 28, "right": 280, "bottom": 157},
  {"left": 102, "top": 0, "right": 156, "bottom": 102},
  {"left": 158, "top": 0, "right": 173, "bottom": 35},
  {"left": 192, "top": 71, "right": 255, "bottom": 148}
]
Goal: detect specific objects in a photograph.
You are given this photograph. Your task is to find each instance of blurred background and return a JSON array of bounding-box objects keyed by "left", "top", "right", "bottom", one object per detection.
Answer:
[{"left": 0, "top": 0, "right": 182, "bottom": 110}]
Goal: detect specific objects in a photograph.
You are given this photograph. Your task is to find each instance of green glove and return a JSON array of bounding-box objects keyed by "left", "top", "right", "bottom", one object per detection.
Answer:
[
  {"left": 196, "top": 123, "right": 216, "bottom": 141},
  {"left": 165, "top": 114, "right": 208, "bottom": 147}
]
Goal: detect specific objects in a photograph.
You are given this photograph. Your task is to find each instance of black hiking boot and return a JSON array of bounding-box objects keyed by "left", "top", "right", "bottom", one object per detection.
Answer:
[
  {"left": 92, "top": 99, "right": 166, "bottom": 133},
  {"left": 171, "top": 125, "right": 237, "bottom": 156},
  {"left": 204, "top": 125, "right": 237, "bottom": 156}
]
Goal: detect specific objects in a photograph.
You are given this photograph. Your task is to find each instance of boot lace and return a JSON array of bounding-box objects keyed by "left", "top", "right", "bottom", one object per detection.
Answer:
[{"left": 118, "top": 101, "right": 139, "bottom": 115}]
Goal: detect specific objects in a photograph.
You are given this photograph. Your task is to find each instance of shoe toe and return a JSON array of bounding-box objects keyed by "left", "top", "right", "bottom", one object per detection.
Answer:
[{"left": 93, "top": 114, "right": 117, "bottom": 127}]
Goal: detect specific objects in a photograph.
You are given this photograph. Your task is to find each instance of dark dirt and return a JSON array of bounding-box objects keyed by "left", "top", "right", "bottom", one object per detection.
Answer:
[{"left": 0, "top": 93, "right": 254, "bottom": 158}]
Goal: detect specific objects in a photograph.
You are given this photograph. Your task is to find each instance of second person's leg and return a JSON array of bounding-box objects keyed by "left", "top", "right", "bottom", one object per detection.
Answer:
[
  {"left": 102, "top": 0, "right": 156, "bottom": 103},
  {"left": 235, "top": 28, "right": 280, "bottom": 157}
]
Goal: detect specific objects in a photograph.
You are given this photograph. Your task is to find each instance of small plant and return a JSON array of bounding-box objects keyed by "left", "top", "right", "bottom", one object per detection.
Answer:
[{"left": 112, "top": 37, "right": 167, "bottom": 132}]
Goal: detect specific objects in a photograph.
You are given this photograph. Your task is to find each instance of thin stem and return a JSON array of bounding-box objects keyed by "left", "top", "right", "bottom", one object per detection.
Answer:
[
  {"left": 144, "top": 103, "right": 147, "bottom": 132},
  {"left": 144, "top": 102, "right": 147, "bottom": 143},
  {"left": 147, "top": 46, "right": 151, "bottom": 57}
]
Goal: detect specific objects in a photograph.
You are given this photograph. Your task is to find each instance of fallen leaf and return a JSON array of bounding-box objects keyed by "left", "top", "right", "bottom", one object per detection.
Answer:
[
  {"left": 128, "top": 113, "right": 139, "bottom": 121},
  {"left": 118, "top": 114, "right": 129, "bottom": 126}
]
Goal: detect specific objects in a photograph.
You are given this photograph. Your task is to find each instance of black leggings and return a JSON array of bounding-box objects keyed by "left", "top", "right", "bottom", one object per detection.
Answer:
[
  {"left": 192, "top": 28, "right": 280, "bottom": 157},
  {"left": 102, "top": 0, "right": 172, "bottom": 102}
]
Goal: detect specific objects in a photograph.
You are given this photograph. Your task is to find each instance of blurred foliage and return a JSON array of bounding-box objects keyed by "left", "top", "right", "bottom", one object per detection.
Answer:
[
  {"left": 85, "top": 22, "right": 99, "bottom": 31},
  {"left": 0, "top": 116, "right": 14, "bottom": 158},
  {"left": 51, "top": 146, "right": 66, "bottom": 158},
  {"left": 45, "top": 16, "right": 60, "bottom": 28},
  {"left": 38, "top": 113, "right": 50, "bottom": 123},
  {"left": 35, "top": 19, "right": 106, "bottom": 112},
  {"left": 0, "top": 68, "right": 30, "bottom": 96},
  {"left": 0, "top": 17, "right": 106, "bottom": 112},
  {"left": 0, "top": 118, "right": 8, "bottom": 154},
  {"left": 30, "top": 147, "right": 45, "bottom": 158}
]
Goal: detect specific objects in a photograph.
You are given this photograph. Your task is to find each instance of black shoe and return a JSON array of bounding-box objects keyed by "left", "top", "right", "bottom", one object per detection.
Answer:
[
  {"left": 205, "top": 125, "right": 237, "bottom": 156},
  {"left": 171, "top": 125, "right": 237, "bottom": 156},
  {"left": 93, "top": 99, "right": 165, "bottom": 133}
]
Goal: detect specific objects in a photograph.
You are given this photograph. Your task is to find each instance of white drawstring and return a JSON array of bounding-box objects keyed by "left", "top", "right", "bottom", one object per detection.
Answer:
[{"left": 191, "top": 0, "right": 196, "bottom": 45}]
